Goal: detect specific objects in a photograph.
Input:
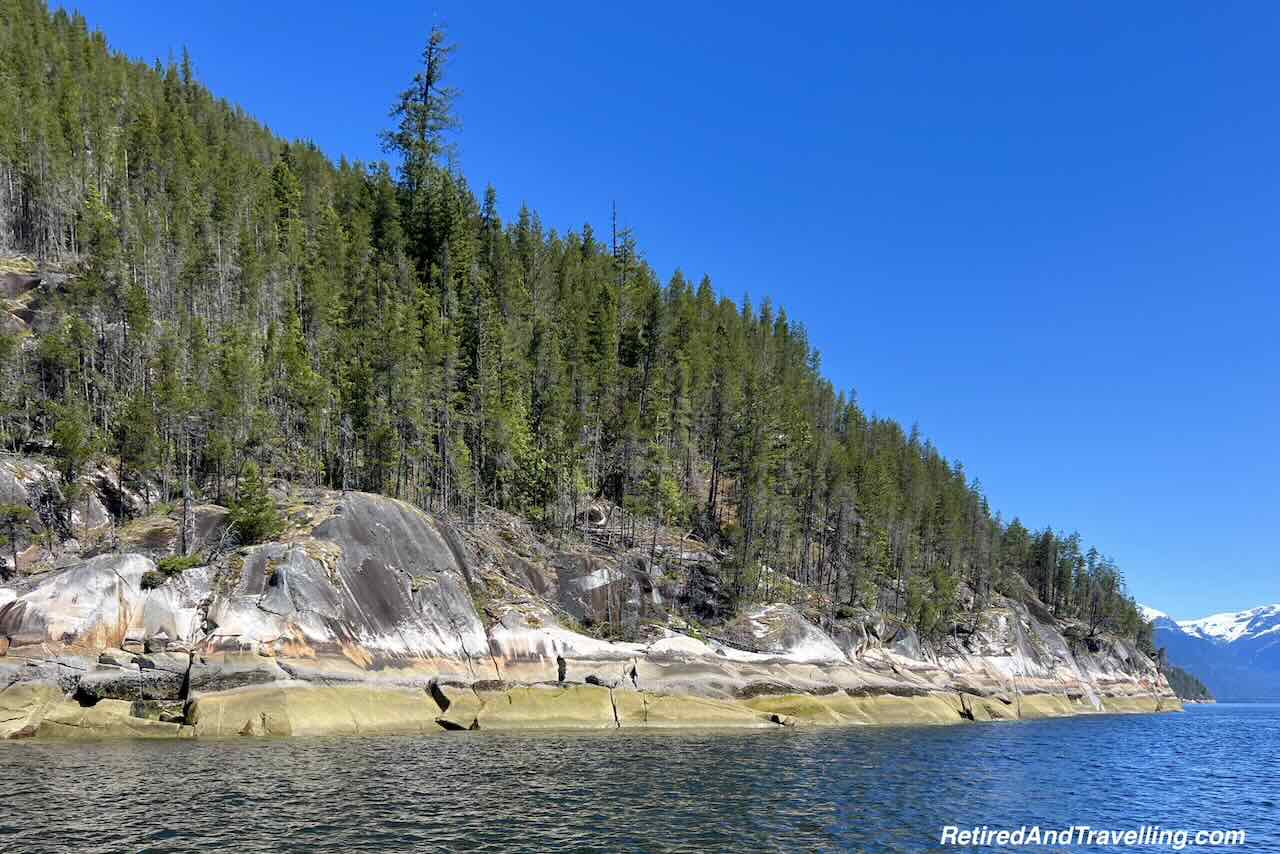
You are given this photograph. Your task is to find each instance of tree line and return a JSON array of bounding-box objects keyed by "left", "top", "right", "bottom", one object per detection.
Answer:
[{"left": 0, "top": 0, "right": 1149, "bottom": 641}]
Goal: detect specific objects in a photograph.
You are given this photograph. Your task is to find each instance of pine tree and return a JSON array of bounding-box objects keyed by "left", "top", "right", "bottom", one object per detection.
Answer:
[
  {"left": 381, "top": 23, "right": 458, "bottom": 277},
  {"left": 0, "top": 2, "right": 1153, "bottom": 643},
  {"left": 0, "top": 503, "right": 35, "bottom": 579},
  {"left": 227, "top": 461, "right": 282, "bottom": 545}
]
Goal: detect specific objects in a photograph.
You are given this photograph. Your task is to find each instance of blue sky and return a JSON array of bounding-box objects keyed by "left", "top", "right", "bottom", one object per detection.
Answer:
[{"left": 54, "top": 1, "right": 1279, "bottom": 619}]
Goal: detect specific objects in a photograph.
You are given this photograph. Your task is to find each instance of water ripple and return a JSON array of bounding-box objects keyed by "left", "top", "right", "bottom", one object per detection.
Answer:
[{"left": 1, "top": 704, "right": 1275, "bottom": 852}]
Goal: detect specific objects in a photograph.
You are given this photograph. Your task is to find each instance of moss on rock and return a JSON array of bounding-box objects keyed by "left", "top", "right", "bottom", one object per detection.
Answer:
[
  {"left": 0, "top": 682, "right": 64, "bottom": 738},
  {"left": 615, "top": 691, "right": 776, "bottom": 729},
  {"left": 473, "top": 684, "right": 618, "bottom": 730},
  {"left": 189, "top": 684, "right": 444, "bottom": 737}
]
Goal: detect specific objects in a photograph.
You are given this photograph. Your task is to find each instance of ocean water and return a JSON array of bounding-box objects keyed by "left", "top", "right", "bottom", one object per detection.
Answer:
[{"left": 1, "top": 703, "right": 1275, "bottom": 852}]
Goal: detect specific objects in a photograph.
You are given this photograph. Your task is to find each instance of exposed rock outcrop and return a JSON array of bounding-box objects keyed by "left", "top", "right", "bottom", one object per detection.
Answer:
[{"left": 0, "top": 482, "right": 1180, "bottom": 739}]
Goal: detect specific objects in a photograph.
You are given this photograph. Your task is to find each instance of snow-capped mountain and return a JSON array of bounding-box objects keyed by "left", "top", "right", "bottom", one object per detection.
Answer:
[
  {"left": 1176, "top": 604, "right": 1280, "bottom": 645},
  {"left": 1141, "top": 602, "right": 1280, "bottom": 701},
  {"left": 1138, "top": 604, "right": 1170, "bottom": 624}
]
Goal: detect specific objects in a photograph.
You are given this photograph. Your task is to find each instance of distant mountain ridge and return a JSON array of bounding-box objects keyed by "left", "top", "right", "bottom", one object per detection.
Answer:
[
  {"left": 1178, "top": 604, "right": 1280, "bottom": 645},
  {"left": 1141, "top": 603, "right": 1280, "bottom": 701}
]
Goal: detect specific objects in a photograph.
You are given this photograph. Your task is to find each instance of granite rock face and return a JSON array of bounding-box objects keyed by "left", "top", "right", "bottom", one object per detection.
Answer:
[
  {"left": 0, "top": 485, "right": 1180, "bottom": 739},
  {"left": 725, "top": 604, "right": 848, "bottom": 663},
  {"left": 201, "top": 492, "right": 492, "bottom": 684},
  {"left": 0, "top": 553, "right": 152, "bottom": 650}
]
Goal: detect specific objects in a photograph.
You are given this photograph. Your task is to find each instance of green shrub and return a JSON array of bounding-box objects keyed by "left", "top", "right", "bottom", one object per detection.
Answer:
[{"left": 156, "top": 553, "right": 203, "bottom": 576}]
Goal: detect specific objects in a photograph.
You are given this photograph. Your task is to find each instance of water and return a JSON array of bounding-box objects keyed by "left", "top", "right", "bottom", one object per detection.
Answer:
[{"left": 1, "top": 704, "right": 1275, "bottom": 852}]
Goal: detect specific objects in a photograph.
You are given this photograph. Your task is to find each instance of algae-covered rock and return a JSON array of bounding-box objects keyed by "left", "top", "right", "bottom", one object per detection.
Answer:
[
  {"left": 2, "top": 682, "right": 190, "bottom": 740},
  {"left": 0, "top": 682, "right": 64, "bottom": 738},
  {"left": 743, "top": 691, "right": 966, "bottom": 726},
  {"left": 1016, "top": 692, "right": 1093, "bottom": 719},
  {"left": 34, "top": 698, "right": 186, "bottom": 739},
  {"left": 189, "top": 683, "right": 444, "bottom": 737},
  {"left": 429, "top": 680, "right": 483, "bottom": 730},
  {"left": 129, "top": 699, "right": 187, "bottom": 723},
  {"left": 474, "top": 684, "right": 618, "bottom": 730},
  {"left": 957, "top": 692, "right": 1018, "bottom": 722},
  {"left": 742, "top": 693, "right": 854, "bottom": 726},
  {"left": 838, "top": 693, "right": 967, "bottom": 725},
  {"left": 614, "top": 692, "right": 776, "bottom": 729},
  {"left": 1100, "top": 695, "right": 1173, "bottom": 715}
]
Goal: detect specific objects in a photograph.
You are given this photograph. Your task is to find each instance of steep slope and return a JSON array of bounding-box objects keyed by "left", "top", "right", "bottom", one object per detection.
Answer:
[
  {"left": 0, "top": 469, "right": 1179, "bottom": 740},
  {"left": 0, "top": 3, "right": 1173, "bottom": 737},
  {"left": 0, "top": 2, "right": 1150, "bottom": 653}
]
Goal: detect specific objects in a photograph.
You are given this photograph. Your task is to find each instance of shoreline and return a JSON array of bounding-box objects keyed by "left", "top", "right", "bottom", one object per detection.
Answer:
[
  {"left": 1, "top": 491, "right": 1184, "bottom": 745},
  {"left": 0, "top": 677, "right": 1182, "bottom": 742}
]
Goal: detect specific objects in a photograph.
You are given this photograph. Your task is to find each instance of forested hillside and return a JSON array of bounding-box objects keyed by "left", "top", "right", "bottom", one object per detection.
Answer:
[
  {"left": 1160, "top": 662, "right": 1213, "bottom": 703},
  {"left": 0, "top": 0, "right": 1150, "bottom": 644}
]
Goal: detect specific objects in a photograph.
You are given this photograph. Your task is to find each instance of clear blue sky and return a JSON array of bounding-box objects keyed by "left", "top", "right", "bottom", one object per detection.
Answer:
[{"left": 54, "top": 1, "right": 1279, "bottom": 619}]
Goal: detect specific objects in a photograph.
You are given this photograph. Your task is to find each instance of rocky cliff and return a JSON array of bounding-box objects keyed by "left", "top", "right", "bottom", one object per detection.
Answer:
[{"left": 0, "top": 463, "right": 1180, "bottom": 739}]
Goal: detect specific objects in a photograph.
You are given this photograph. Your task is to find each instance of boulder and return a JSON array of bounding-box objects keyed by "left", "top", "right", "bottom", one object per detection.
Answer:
[
  {"left": 144, "top": 631, "right": 171, "bottom": 654},
  {"left": 120, "top": 506, "right": 229, "bottom": 556},
  {"left": 32, "top": 698, "right": 185, "bottom": 739},
  {"left": 0, "top": 271, "right": 39, "bottom": 299},
  {"left": 201, "top": 493, "right": 489, "bottom": 679},
  {"left": 550, "top": 554, "right": 625, "bottom": 622},
  {"left": 888, "top": 624, "right": 927, "bottom": 661},
  {"left": 724, "top": 604, "right": 848, "bottom": 664},
  {"left": 97, "top": 649, "right": 134, "bottom": 667},
  {"left": 677, "top": 564, "right": 733, "bottom": 621},
  {"left": 74, "top": 665, "right": 183, "bottom": 703},
  {"left": 0, "top": 553, "right": 153, "bottom": 650},
  {"left": 134, "top": 651, "right": 192, "bottom": 675},
  {"left": 0, "top": 682, "right": 63, "bottom": 738}
]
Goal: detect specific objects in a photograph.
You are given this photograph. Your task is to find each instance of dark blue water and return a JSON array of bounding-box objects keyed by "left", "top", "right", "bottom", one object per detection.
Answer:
[{"left": 1, "top": 704, "right": 1274, "bottom": 852}]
